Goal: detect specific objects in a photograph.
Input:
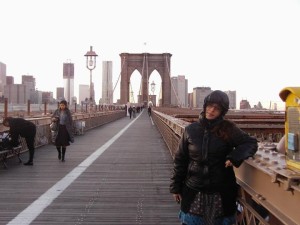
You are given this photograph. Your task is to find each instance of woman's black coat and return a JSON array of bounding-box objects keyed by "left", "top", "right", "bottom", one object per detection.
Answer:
[{"left": 170, "top": 118, "right": 258, "bottom": 216}]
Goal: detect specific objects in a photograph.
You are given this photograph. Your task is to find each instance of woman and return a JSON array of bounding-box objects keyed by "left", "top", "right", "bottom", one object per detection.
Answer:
[
  {"left": 51, "top": 100, "right": 74, "bottom": 162},
  {"left": 170, "top": 90, "right": 258, "bottom": 225}
]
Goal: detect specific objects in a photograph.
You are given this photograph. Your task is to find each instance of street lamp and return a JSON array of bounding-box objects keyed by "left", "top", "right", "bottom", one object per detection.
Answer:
[
  {"left": 149, "top": 81, "right": 156, "bottom": 107},
  {"left": 84, "top": 46, "right": 98, "bottom": 107},
  {"left": 151, "top": 80, "right": 156, "bottom": 95}
]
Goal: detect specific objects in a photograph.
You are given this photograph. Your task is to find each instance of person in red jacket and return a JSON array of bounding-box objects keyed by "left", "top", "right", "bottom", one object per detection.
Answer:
[{"left": 3, "top": 117, "right": 36, "bottom": 166}]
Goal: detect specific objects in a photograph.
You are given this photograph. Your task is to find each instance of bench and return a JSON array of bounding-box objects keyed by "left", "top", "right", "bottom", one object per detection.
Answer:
[{"left": 0, "top": 146, "right": 22, "bottom": 169}]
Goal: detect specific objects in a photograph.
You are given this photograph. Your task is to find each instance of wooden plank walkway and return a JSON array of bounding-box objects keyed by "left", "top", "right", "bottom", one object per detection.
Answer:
[{"left": 0, "top": 110, "right": 180, "bottom": 225}]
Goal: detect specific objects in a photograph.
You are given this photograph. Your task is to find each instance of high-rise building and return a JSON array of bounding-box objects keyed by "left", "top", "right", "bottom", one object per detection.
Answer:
[
  {"left": 6, "top": 76, "right": 14, "bottom": 85},
  {"left": 193, "top": 87, "right": 212, "bottom": 108},
  {"left": 42, "top": 92, "right": 54, "bottom": 104},
  {"left": 31, "top": 90, "right": 43, "bottom": 104},
  {"left": 22, "top": 75, "right": 36, "bottom": 102},
  {"left": 4, "top": 84, "right": 27, "bottom": 104},
  {"left": 101, "top": 61, "right": 113, "bottom": 104},
  {"left": 0, "top": 62, "right": 7, "bottom": 97},
  {"left": 79, "top": 84, "right": 89, "bottom": 104},
  {"left": 224, "top": 90, "right": 236, "bottom": 109},
  {"left": 56, "top": 87, "right": 64, "bottom": 102},
  {"left": 63, "top": 62, "right": 74, "bottom": 105},
  {"left": 188, "top": 93, "right": 193, "bottom": 108},
  {"left": 171, "top": 75, "right": 188, "bottom": 107}
]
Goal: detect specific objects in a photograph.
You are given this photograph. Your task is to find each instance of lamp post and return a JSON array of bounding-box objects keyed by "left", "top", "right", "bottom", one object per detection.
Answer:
[
  {"left": 84, "top": 46, "right": 98, "bottom": 109},
  {"left": 151, "top": 80, "right": 156, "bottom": 95},
  {"left": 150, "top": 81, "right": 156, "bottom": 106}
]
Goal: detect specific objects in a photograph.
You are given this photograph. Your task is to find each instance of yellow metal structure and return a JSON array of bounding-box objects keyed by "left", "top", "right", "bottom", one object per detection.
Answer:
[{"left": 279, "top": 87, "right": 300, "bottom": 170}]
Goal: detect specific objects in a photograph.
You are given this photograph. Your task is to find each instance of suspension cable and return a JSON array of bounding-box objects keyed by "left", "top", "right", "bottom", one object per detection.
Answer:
[
  {"left": 165, "top": 54, "right": 182, "bottom": 106},
  {"left": 109, "top": 56, "right": 126, "bottom": 104}
]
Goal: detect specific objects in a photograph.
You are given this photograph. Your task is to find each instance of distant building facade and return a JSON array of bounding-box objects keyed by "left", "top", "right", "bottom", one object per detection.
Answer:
[
  {"left": 4, "top": 84, "right": 27, "bottom": 104},
  {"left": 79, "top": 84, "right": 89, "bottom": 104},
  {"left": 101, "top": 61, "right": 113, "bottom": 104},
  {"left": 22, "top": 75, "right": 36, "bottom": 103},
  {"left": 240, "top": 99, "right": 251, "bottom": 109},
  {"left": 171, "top": 75, "right": 188, "bottom": 107},
  {"left": 6, "top": 76, "right": 14, "bottom": 85},
  {"left": 188, "top": 93, "right": 193, "bottom": 108},
  {"left": 193, "top": 87, "right": 212, "bottom": 108},
  {"left": 31, "top": 90, "right": 43, "bottom": 104},
  {"left": 0, "top": 62, "right": 6, "bottom": 98},
  {"left": 224, "top": 90, "right": 236, "bottom": 109},
  {"left": 42, "top": 92, "right": 54, "bottom": 104},
  {"left": 63, "top": 62, "right": 74, "bottom": 105},
  {"left": 56, "top": 87, "right": 64, "bottom": 102}
]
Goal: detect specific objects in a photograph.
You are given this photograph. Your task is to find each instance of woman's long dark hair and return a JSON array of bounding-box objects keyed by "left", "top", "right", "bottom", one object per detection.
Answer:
[{"left": 200, "top": 111, "right": 235, "bottom": 142}]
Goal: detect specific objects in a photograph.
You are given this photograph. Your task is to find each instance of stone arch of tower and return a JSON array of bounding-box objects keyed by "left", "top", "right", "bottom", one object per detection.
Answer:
[{"left": 119, "top": 53, "right": 172, "bottom": 106}]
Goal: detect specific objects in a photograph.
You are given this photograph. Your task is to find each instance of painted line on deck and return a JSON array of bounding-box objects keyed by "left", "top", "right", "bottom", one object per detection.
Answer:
[
  {"left": 150, "top": 115, "right": 154, "bottom": 125},
  {"left": 7, "top": 112, "right": 142, "bottom": 225}
]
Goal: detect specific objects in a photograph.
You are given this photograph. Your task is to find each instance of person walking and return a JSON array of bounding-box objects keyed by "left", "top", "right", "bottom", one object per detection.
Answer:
[
  {"left": 3, "top": 117, "right": 37, "bottom": 166},
  {"left": 51, "top": 100, "right": 74, "bottom": 162},
  {"left": 128, "top": 106, "right": 133, "bottom": 119},
  {"left": 148, "top": 106, "right": 152, "bottom": 116},
  {"left": 170, "top": 90, "right": 258, "bottom": 225},
  {"left": 132, "top": 106, "right": 137, "bottom": 118}
]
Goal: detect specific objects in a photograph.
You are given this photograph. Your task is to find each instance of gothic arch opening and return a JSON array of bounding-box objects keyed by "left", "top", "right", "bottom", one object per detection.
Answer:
[
  {"left": 129, "top": 69, "right": 142, "bottom": 104},
  {"left": 148, "top": 70, "right": 161, "bottom": 107},
  {"left": 119, "top": 53, "right": 172, "bottom": 106}
]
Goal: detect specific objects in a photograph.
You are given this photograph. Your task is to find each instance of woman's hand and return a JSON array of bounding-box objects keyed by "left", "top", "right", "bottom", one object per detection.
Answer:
[
  {"left": 225, "top": 160, "right": 233, "bottom": 168},
  {"left": 173, "top": 193, "right": 182, "bottom": 204}
]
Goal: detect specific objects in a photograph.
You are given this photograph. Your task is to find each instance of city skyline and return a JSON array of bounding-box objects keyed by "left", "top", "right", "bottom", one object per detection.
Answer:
[
  {"left": 0, "top": 56, "right": 292, "bottom": 109},
  {"left": 0, "top": 70, "right": 272, "bottom": 110},
  {"left": 1, "top": 0, "right": 299, "bottom": 110}
]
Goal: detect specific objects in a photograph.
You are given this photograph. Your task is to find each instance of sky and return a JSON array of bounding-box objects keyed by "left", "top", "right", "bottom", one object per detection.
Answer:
[{"left": 1, "top": 0, "right": 300, "bottom": 110}]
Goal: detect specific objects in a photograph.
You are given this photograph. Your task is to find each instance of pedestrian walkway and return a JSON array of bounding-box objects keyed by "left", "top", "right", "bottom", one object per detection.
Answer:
[{"left": 0, "top": 109, "right": 180, "bottom": 225}]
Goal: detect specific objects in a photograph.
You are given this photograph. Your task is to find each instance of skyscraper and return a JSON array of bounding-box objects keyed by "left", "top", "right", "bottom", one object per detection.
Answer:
[
  {"left": 79, "top": 84, "right": 89, "bottom": 104},
  {"left": 171, "top": 75, "right": 188, "bottom": 107},
  {"left": 22, "top": 75, "right": 36, "bottom": 102},
  {"left": 224, "top": 90, "right": 236, "bottom": 109},
  {"left": 101, "top": 61, "right": 113, "bottom": 104},
  {"left": 6, "top": 76, "right": 14, "bottom": 85},
  {"left": 193, "top": 87, "right": 212, "bottom": 108},
  {"left": 0, "top": 62, "right": 7, "bottom": 97},
  {"left": 56, "top": 87, "right": 64, "bottom": 102},
  {"left": 63, "top": 62, "right": 74, "bottom": 105}
]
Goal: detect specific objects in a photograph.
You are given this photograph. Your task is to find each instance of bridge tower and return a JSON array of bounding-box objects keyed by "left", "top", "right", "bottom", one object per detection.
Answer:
[{"left": 119, "top": 53, "right": 172, "bottom": 106}]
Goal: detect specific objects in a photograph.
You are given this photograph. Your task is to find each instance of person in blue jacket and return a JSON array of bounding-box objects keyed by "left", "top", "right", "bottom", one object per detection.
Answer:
[{"left": 170, "top": 90, "right": 258, "bottom": 225}]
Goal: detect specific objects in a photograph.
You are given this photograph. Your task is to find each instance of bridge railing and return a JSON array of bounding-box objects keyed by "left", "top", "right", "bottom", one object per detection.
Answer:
[
  {"left": 0, "top": 110, "right": 126, "bottom": 160},
  {"left": 152, "top": 109, "right": 298, "bottom": 225}
]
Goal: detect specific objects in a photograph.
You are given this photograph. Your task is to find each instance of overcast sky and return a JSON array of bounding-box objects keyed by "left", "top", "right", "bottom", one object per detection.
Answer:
[{"left": 1, "top": 0, "right": 300, "bottom": 109}]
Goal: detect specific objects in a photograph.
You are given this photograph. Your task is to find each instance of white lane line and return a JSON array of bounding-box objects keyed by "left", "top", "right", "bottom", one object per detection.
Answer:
[
  {"left": 7, "top": 113, "right": 142, "bottom": 225},
  {"left": 150, "top": 115, "right": 154, "bottom": 125}
]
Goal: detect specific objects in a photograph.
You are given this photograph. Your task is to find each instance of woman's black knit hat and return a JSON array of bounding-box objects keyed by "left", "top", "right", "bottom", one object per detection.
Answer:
[{"left": 203, "top": 90, "right": 230, "bottom": 116}]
